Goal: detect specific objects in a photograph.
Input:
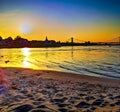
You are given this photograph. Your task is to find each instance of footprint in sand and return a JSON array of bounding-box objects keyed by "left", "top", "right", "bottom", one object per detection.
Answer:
[{"left": 10, "top": 104, "right": 33, "bottom": 112}]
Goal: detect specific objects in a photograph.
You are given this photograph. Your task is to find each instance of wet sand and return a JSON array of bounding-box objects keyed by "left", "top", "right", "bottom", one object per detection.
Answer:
[{"left": 0, "top": 67, "right": 120, "bottom": 112}]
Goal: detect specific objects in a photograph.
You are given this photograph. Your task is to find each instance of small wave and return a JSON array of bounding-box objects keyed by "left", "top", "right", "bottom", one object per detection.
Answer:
[
  {"left": 59, "top": 65, "right": 80, "bottom": 73},
  {"left": 81, "top": 68, "right": 120, "bottom": 79},
  {"left": 49, "top": 61, "right": 61, "bottom": 65},
  {"left": 63, "top": 61, "right": 76, "bottom": 65}
]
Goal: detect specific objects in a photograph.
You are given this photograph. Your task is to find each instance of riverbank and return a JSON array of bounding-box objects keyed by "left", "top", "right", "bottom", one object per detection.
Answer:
[{"left": 0, "top": 67, "right": 120, "bottom": 112}]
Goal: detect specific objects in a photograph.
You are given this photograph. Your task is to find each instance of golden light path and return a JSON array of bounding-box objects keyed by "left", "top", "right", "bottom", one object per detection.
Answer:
[{"left": 21, "top": 48, "right": 31, "bottom": 68}]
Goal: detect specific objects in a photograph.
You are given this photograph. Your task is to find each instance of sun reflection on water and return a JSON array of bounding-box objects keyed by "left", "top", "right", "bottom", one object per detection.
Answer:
[
  {"left": 22, "top": 48, "right": 30, "bottom": 56},
  {"left": 21, "top": 48, "right": 30, "bottom": 68}
]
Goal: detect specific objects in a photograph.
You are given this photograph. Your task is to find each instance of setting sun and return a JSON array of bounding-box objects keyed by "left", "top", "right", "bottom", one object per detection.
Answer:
[{"left": 20, "top": 23, "right": 32, "bottom": 34}]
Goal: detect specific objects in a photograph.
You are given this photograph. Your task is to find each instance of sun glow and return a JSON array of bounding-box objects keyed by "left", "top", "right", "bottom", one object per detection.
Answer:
[{"left": 20, "top": 23, "right": 32, "bottom": 34}]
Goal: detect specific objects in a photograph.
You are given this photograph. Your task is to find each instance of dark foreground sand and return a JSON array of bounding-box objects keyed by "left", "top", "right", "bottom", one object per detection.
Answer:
[{"left": 0, "top": 67, "right": 120, "bottom": 112}]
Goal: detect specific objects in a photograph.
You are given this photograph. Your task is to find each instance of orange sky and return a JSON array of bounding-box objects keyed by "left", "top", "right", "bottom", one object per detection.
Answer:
[{"left": 0, "top": 0, "right": 120, "bottom": 42}]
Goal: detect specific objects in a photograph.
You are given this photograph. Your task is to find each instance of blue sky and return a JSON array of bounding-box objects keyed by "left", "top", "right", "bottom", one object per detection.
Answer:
[{"left": 1, "top": 0, "right": 120, "bottom": 18}]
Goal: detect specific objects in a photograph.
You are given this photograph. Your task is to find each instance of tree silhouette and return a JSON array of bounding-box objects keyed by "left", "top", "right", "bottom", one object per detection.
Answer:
[
  {"left": 6, "top": 37, "right": 13, "bottom": 41},
  {"left": 14, "top": 36, "right": 28, "bottom": 41},
  {"left": 0, "top": 36, "right": 3, "bottom": 41}
]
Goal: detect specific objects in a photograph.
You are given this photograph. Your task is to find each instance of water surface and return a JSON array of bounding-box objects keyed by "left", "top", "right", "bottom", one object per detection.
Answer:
[{"left": 0, "top": 46, "right": 120, "bottom": 79}]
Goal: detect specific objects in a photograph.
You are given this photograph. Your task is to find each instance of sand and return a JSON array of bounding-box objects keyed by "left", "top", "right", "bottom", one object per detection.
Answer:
[{"left": 0, "top": 67, "right": 120, "bottom": 112}]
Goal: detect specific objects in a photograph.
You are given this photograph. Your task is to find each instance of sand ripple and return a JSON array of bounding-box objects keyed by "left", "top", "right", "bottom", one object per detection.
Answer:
[{"left": 0, "top": 68, "right": 120, "bottom": 112}]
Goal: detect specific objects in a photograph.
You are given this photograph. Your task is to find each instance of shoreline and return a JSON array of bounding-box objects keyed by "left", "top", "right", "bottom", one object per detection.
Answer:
[
  {"left": 0, "top": 67, "right": 120, "bottom": 112},
  {"left": 2, "top": 67, "right": 120, "bottom": 86}
]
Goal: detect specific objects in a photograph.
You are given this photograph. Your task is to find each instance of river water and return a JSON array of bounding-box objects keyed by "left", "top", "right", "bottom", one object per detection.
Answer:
[{"left": 0, "top": 46, "right": 120, "bottom": 79}]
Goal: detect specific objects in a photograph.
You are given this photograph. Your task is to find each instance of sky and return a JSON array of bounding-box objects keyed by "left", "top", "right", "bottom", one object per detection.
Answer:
[{"left": 0, "top": 0, "right": 120, "bottom": 42}]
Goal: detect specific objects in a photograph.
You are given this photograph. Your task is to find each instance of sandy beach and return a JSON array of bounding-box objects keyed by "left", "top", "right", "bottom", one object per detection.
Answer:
[{"left": 0, "top": 67, "right": 120, "bottom": 112}]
